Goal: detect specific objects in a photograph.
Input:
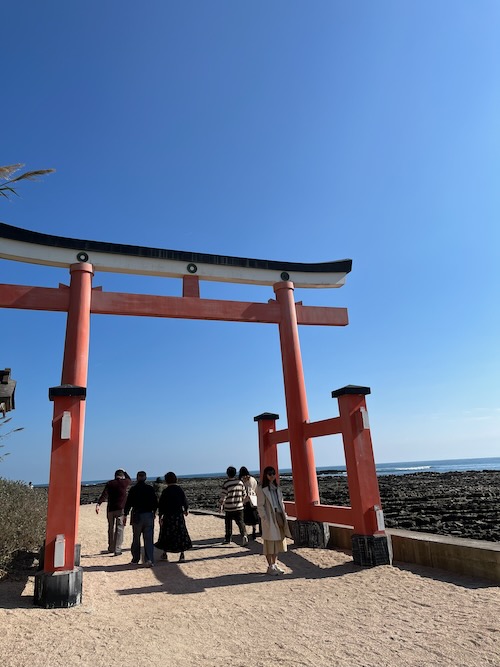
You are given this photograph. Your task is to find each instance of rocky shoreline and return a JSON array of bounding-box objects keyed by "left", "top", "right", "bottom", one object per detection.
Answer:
[{"left": 80, "top": 470, "right": 500, "bottom": 542}]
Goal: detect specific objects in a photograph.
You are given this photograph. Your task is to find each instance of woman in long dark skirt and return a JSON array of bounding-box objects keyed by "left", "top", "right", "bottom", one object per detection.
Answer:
[{"left": 155, "top": 471, "right": 192, "bottom": 562}]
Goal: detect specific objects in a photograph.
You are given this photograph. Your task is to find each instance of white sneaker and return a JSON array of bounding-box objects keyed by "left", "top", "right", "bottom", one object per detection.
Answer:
[
  {"left": 266, "top": 565, "right": 279, "bottom": 576},
  {"left": 274, "top": 563, "right": 285, "bottom": 574}
]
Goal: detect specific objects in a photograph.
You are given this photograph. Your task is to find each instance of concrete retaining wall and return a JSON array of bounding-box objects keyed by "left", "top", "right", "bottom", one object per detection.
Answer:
[{"left": 327, "top": 524, "right": 500, "bottom": 584}]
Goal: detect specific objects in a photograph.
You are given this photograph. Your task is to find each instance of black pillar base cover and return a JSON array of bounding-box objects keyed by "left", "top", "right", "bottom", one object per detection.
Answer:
[
  {"left": 34, "top": 567, "right": 83, "bottom": 608},
  {"left": 290, "top": 520, "right": 330, "bottom": 548},
  {"left": 351, "top": 534, "right": 392, "bottom": 567}
]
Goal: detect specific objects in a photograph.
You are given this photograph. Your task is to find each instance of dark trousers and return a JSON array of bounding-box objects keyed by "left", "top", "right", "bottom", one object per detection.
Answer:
[
  {"left": 224, "top": 509, "right": 246, "bottom": 541},
  {"left": 131, "top": 511, "right": 155, "bottom": 563}
]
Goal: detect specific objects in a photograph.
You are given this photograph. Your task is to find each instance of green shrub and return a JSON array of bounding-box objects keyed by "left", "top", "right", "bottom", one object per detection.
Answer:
[{"left": 0, "top": 478, "right": 48, "bottom": 570}]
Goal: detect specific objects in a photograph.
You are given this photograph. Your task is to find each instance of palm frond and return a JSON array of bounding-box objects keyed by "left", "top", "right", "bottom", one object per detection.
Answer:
[
  {"left": 9, "top": 168, "right": 56, "bottom": 183},
  {"left": 0, "top": 164, "right": 55, "bottom": 200},
  {"left": 0, "top": 164, "right": 24, "bottom": 180},
  {"left": 0, "top": 186, "right": 18, "bottom": 196}
]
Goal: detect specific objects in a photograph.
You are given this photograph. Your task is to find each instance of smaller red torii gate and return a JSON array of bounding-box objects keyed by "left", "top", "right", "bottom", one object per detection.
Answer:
[
  {"left": 255, "top": 385, "right": 388, "bottom": 564},
  {"left": 0, "top": 223, "right": 390, "bottom": 608}
]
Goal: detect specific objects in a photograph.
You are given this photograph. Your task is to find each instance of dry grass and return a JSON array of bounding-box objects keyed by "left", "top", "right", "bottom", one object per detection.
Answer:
[{"left": 0, "top": 479, "right": 47, "bottom": 575}]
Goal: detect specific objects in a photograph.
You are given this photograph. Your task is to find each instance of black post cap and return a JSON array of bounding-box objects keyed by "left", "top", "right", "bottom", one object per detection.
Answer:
[
  {"left": 49, "top": 385, "right": 87, "bottom": 401},
  {"left": 331, "top": 385, "right": 371, "bottom": 398},
  {"left": 253, "top": 412, "right": 280, "bottom": 422}
]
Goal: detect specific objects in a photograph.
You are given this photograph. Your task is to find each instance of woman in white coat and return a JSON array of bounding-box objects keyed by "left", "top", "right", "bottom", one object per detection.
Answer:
[{"left": 256, "top": 465, "right": 292, "bottom": 575}]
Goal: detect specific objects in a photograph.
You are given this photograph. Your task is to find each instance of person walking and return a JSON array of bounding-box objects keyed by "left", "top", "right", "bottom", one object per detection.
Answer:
[
  {"left": 219, "top": 466, "right": 248, "bottom": 545},
  {"left": 123, "top": 471, "right": 158, "bottom": 566},
  {"left": 256, "top": 465, "right": 292, "bottom": 575},
  {"left": 239, "top": 466, "right": 260, "bottom": 539},
  {"left": 155, "top": 472, "right": 192, "bottom": 562},
  {"left": 95, "top": 468, "right": 131, "bottom": 556}
]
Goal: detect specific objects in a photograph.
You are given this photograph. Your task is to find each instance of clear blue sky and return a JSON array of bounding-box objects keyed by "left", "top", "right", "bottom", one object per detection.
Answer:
[{"left": 1, "top": 2, "right": 499, "bottom": 484}]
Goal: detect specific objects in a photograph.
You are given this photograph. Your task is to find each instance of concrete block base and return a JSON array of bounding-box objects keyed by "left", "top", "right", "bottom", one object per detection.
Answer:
[
  {"left": 34, "top": 567, "right": 83, "bottom": 608},
  {"left": 352, "top": 534, "right": 392, "bottom": 567},
  {"left": 290, "top": 520, "right": 330, "bottom": 548}
]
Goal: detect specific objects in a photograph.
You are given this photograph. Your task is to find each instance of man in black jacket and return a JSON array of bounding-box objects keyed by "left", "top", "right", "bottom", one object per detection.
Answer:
[{"left": 124, "top": 471, "right": 158, "bottom": 566}]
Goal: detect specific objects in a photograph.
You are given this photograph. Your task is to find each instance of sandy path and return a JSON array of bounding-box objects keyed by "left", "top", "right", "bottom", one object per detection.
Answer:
[{"left": 1, "top": 505, "right": 499, "bottom": 667}]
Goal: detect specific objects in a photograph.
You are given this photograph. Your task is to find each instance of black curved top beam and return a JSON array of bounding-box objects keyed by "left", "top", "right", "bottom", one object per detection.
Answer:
[{"left": 0, "top": 223, "right": 352, "bottom": 288}]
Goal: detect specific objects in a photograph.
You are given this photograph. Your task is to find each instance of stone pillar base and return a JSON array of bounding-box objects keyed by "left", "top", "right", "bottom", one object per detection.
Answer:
[
  {"left": 352, "top": 534, "right": 392, "bottom": 566},
  {"left": 34, "top": 567, "right": 83, "bottom": 608},
  {"left": 290, "top": 520, "right": 330, "bottom": 548}
]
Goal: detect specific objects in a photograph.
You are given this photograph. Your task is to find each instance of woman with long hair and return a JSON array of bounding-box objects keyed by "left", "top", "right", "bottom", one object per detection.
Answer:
[
  {"left": 155, "top": 471, "right": 192, "bottom": 562},
  {"left": 238, "top": 466, "right": 260, "bottom": 539},
  {"left": 256, "top": 465, "right": 291, "bottom": 575}
]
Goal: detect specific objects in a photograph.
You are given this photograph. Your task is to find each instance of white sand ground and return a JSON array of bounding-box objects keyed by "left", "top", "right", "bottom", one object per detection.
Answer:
[{"left": 0, "top": 504, "right": 499, "bottom": 667}]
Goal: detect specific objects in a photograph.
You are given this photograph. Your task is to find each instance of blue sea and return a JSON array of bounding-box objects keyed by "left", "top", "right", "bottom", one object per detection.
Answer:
[
  {"left": 315, "top": 456, "right": 500, "bottom": 479},
  {"left": 80, "top": 456, "right": 500, "bottom": 486}
]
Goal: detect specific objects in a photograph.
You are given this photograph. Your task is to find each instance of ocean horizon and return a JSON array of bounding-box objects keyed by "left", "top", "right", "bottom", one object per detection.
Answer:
[{"left": 72, "top": 456, "right": 500, "bottom": 487}]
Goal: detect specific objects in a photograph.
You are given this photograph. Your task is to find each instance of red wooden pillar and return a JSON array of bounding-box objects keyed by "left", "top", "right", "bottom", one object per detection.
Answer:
[
  {"left": 253, "top": 412, "right": 280, "bottom": 484},
  {"left": 333, "top": 385, "right": 391, "bottom": 566},
  {"left": 35, "top": 262, "right": 93, "bottom": 607},
  {"left": 274, "top": 281, "right": 319, "bottom": 519}
]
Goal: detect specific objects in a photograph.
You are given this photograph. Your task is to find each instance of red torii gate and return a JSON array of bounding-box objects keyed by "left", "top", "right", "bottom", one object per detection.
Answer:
[{"left": 0, "top": 223, "right": 390, "bottom": 608}]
